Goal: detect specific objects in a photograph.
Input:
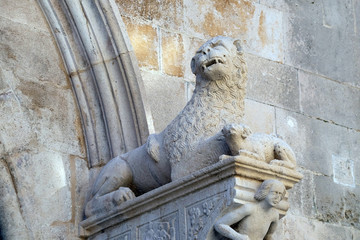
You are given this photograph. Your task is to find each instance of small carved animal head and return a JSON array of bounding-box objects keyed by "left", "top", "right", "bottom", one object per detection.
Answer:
[
  {"left": 191, "top": 36, "right": 246, "bottom": 83},
  {"left": 222, "top": 124, "right": 252, "bottom": 139}
]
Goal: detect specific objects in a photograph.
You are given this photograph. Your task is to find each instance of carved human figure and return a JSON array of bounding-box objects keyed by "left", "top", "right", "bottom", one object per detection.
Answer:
[
  {"left": 145, "top": 222, "right": 173, "bottom": 240},
  {"left": 85, "top": 36, "right": 248, "bottom": 217},
  {"left": 222, "top": 123, "right": 296, "bottom": 169},
  {"left": 214, "top": 179, "right": 286, "bottom": 240}
]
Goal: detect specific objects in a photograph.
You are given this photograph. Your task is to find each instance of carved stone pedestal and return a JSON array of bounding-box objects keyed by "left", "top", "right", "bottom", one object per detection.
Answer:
[{"left": 79, "top": 156, "right": 303, "bottom": 239}]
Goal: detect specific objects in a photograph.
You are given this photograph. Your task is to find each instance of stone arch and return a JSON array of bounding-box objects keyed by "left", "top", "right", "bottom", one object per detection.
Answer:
[{"left": 37, "top": 0, "right": 154, "bottom": 167}]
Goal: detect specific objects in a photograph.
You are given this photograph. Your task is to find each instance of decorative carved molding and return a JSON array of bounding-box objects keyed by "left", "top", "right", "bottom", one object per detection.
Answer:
[
  {"left": 138, "top": 213, "right": 178, "bottom": 240},
  {"left": 112, "top": 231, "right": 131, "bottom": 240},
  {"left": 186, "top": 195, "right": 223, "bottom": 240},
  {"left": 37, "top": 0, "right": 154, "bottom": 167}
]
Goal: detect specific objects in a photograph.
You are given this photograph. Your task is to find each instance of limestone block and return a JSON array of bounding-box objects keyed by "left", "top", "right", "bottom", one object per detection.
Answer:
[
  {"left": 0, "top": 159, "right": 29, "bottom": 240},
  {"left": 79, "top": 156, "right": 302, "bottom": 239},
  {"left": 259, "top": 0, "right": 288, "bottom": 11},
  {"left": 273, "top": 214, "right": 354, "bottom": 240},
  {"left": 314, "top": 175, "right": 345, "bottom": 224},
  {"left": 35, "top": 223, "right": 78, "bottom": 240},
  {"left": 352, "top": 228, "right": 360, "bottom": 240},
  {"left": 0, "top": 4, "right": 88, "bottom": 238},
  {"left": 26, "top": 85, "right": 83, "bottom": 156},
  {"left": 0, "top": 79, "right": 34, "bottom": 153},
  {"left": 0, "top": 18, "right": 84, "bottom": 157},
  {"left": 319, "top": 0, "right": 354, "bottom": 33},
  {"left": 141, "top": 70, "right": 187, "bottom": 132},
  {"left": 183, "top": 1, "right": 284, "bottom": 62},
  {"left": 275, "top": 108, "right": 360, "bottom": 177},
  {"left": 1, "top": 72, "right": 82, "bottom": 156},
  {"left": 342, "top": 188, "right": 360, "bottom": 229},
  {"left": 287, "top": 169, "right": 316, "bottom": 218},
  {"left": 123, "top": 17, "right": 159, "bottom": 70},
  {"left": 284, "top": 0, "right": 360, "bottom": 87},
  {"left": 243, "top": 4, "right": 284, "bottom": 62},
  {"left": 6, "top": 151, "right": 72, "bottom": 228},
  {"left": 0, "top": 17, "right": 68, "bottom": 87},
  {"left": 243, "top": 98, "right": 275, "bottom": 134},
  {"left": 246, "top": 53, "right": 299, "bottom": 111},
  {"left": 299, "top": 70, "right": 360, "bottom": 130},
  {"left": 0, "top": 18, "right": 83, "bottom": 157},
  {"left": 355, "top": 1, "right": 360, "bottom": 39},
  {"left": 116, "top": 0, "right": 184, "bottom": 32},
  {"left": 332, "top": 155, "right": 356, "bottom": 188},
  {"left": 183, "top": 0, "right": 256, "bottom": 38},
  {"left": 0, "top": 0, "right": 50, "bottom": 33},
  {"left": 161, "top": 31, "right": 185, "bottom": 77},
  {"left": 313, "top": 177, "right": 359, "bottom": 228}
]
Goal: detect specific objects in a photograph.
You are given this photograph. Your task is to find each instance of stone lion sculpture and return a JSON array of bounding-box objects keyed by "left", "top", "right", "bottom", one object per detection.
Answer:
[
  {"left": 222, "top": 123, "right": 296, "bottom": 169},
  {"left": 85, "top": 36, "right": 248, "bottom": 217}
]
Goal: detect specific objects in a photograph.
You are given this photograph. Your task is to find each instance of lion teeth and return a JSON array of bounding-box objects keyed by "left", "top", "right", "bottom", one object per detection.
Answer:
[{"left": 204, "top": 58, "right": 224, "bottom": 68}]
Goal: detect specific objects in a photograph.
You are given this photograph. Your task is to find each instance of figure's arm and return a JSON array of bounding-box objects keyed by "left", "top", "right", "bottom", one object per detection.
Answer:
[
  {"left": 264, "top": 219, "right": 278, "bottom": 240},
  {"left": 214, "top": 205, "right": 252, "bottom": 240}
]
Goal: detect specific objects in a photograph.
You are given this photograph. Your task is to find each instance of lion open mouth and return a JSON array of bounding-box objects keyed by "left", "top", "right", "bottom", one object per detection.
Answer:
[{"left": 202, "top": 58, "right": 225, "bottom": 71}]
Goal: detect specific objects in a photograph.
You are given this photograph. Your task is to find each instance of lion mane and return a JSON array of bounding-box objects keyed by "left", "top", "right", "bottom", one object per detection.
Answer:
[{"left": 162, "top": 36, "right": 248, "bottom": 179}]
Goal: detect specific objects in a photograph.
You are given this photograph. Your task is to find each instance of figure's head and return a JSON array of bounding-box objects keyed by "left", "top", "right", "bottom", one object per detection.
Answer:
[
  {"left": 254, "top": 179, "right": 286, "bottom": 207},
  {"left": 190, "top": 36, "right": 246, "bottom": 83}
]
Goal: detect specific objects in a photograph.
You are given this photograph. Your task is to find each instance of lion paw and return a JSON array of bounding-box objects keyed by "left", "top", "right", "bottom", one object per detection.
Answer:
[{"left": 113, "top": 187, "right": 136, "bottom": 205}]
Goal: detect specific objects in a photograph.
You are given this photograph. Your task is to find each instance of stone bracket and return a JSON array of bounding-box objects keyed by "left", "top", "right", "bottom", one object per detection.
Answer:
[{"left": 79, "top": 156, "right": 303, "bottom": 239}]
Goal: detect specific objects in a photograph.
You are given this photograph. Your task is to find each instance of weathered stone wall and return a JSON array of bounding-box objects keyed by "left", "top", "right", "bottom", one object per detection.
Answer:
[
  {"left": 118, "top": 0, "right": 360, "bottom": 239},
  {"left": 0, "top": 1, "right": 89, "bottom": 239},
  {"left": 0, "top": 0, "right": 359, "bottom": 239}
]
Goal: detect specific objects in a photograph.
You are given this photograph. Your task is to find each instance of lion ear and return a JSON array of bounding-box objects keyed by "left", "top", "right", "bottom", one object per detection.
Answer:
[
  {"left": 233, "top": 39, "right": 243, "bottom": 53},
  {"left": 191, "top": 57, "right": 197, "bottom": 74}
]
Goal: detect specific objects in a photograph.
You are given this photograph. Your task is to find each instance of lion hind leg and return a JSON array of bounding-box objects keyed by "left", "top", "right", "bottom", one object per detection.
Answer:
[
  {"left": 90, "top": 156, "right": 133, "bottom": 197},
  {"left": 85, "top": 156, "right": 135, "bottom": 217}
]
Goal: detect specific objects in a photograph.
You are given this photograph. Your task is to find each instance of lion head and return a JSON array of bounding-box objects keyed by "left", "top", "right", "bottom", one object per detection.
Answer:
[
  {"left": 191, "top": 36, "right": 246, "bottom": 86},
  {"left": 163, "top": 36, "right": 248, "bottom": 180}
]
